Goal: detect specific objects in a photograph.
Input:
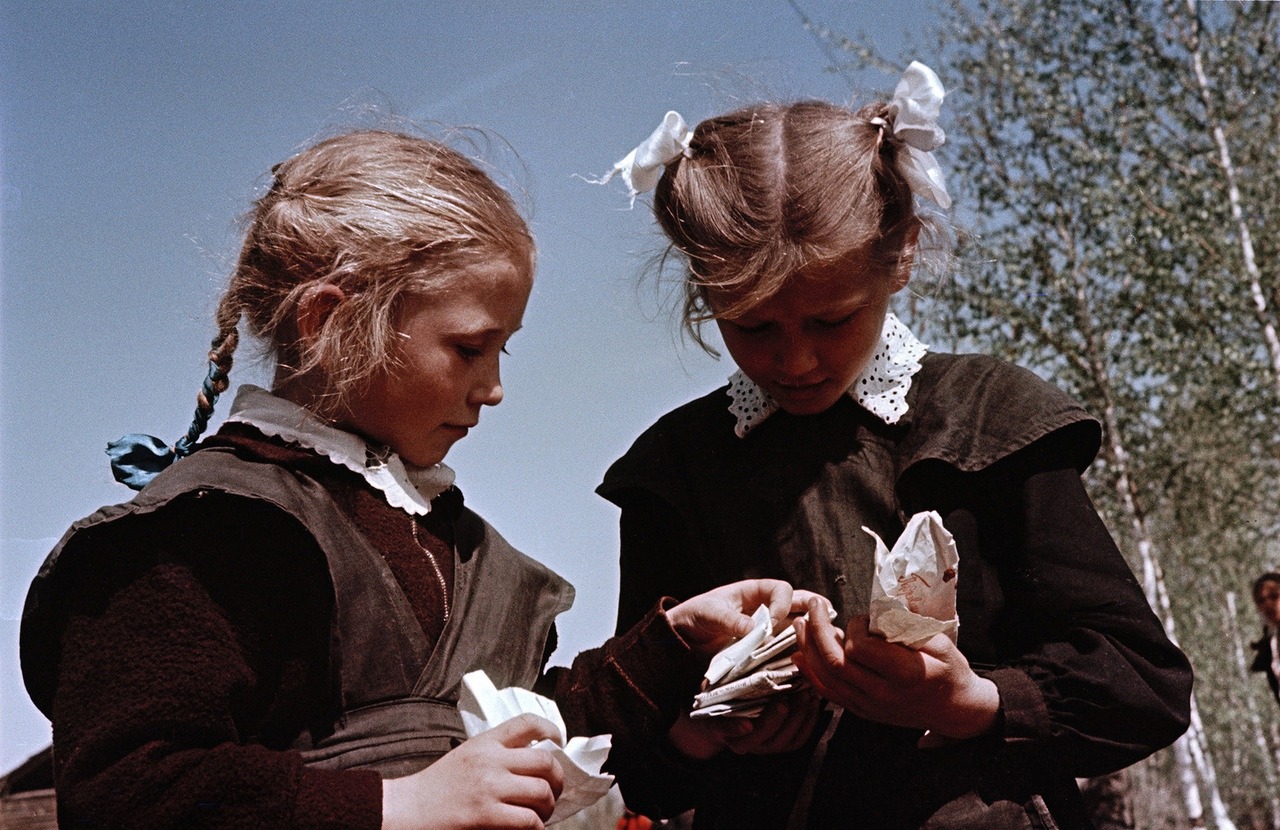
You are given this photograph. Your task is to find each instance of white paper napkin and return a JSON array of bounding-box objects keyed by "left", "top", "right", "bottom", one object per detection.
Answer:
[{"left": 457, "top": 671, "right": 616, "bottom": 824}]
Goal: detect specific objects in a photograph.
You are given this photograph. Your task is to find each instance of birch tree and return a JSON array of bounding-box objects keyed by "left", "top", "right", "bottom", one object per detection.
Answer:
[{"left": 800, "top": 0, "right": 1280, "bottom": 825}]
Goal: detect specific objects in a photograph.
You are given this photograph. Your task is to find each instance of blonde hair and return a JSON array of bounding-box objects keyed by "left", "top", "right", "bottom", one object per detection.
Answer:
[
  {"left": 653, "top": 99, "right": 925, "bottom": 349},
  {"left": 207, "top": 129, "right": 534, "bottom": 418}
]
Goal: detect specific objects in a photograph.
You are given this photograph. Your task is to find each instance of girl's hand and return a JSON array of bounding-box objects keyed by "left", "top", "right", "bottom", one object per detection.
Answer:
[
  {"left": 791, "top": 601, "right": 999, "bottom": 746},
  {"left": 381, "top": 714, "right": 565, "bottom": 830},
  {"left": 667, "top": 691, "right": 823, "bottom": 760},
  {"left": 667, "top": 579, "right": 825, "bottom": 655}
]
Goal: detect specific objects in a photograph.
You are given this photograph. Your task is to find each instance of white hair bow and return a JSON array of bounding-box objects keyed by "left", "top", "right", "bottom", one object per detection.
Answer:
[
  {"left": 885, "top": 61, "right": 951, "bottom": 210},
  {"left": 593, "top": 110, "right": 693, "bottom": 204}
]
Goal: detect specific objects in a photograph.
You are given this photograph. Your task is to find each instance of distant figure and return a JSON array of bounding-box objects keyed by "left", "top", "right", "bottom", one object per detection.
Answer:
[{"left": 1251, "top": 571, "right": 1280, "bottom": 704}]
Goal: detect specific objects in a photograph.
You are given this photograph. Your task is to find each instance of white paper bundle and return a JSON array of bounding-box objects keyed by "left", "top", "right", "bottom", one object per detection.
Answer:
[
  {"left": 457, "top": 670, "right": 616, "bottom": 825},
  {"left": 865, "top": 511, "right": 960, "bottom": 648},
  {"left": 690, "top": 603, "right": 835, "bottom": 719}
]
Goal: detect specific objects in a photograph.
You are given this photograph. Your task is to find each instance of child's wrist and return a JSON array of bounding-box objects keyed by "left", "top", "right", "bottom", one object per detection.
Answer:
[
  {"left": 380, "top": 776, "right": 413, "bottom": 830},
  {"left": 939, "top": 676, "right": 1001, "bottom": 740},
  {"left": 667, "top": 713, "right": 725, "bottom": 760}
]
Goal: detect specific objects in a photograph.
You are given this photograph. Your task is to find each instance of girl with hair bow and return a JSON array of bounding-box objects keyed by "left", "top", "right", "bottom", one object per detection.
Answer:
[{"left": 592, "top": 62, "right": 1192, "bottom": 829}]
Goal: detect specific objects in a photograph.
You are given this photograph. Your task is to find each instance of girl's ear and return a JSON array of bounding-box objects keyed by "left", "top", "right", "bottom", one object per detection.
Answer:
[{"left": 295, "top": 283, "right": 347, "bottom": 341}]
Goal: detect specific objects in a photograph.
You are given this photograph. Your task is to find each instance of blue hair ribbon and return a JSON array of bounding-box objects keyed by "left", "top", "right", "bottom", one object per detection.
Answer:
[
  {"left": 107, "top": 357, "right": 229, "bottom": 491},
  {"left": 106, "top": 434, "right": 179, "bottom": 490}
]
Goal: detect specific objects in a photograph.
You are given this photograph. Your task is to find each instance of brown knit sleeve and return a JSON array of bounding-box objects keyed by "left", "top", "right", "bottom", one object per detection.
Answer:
[{"left": 42, "top": 493, "right": 384, "bottom": 829}]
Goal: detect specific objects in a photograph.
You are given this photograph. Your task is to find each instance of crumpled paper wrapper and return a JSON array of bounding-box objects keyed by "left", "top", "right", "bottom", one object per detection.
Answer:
[
  {"left": 691, "top": 603, "right": 835, "bottom": 719},
  {"left": 458, "top": 670, "right": 616, "bottom": 825},
  {"left": 865, "top": 511, "right": 960, "bottom": 648}
]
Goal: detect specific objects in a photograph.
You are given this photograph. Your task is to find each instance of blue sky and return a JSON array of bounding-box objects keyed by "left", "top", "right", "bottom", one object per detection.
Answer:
[{"left": 1, "top": 1, "right": 937, "bottom": 771}]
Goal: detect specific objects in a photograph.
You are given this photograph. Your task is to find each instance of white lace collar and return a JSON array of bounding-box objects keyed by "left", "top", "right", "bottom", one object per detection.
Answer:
[
  {"left": 225, "top": 384, "right": 455, "bottom": 516},
  {"left": 727, "top": 312, "right": 928, "bottom": 438}
]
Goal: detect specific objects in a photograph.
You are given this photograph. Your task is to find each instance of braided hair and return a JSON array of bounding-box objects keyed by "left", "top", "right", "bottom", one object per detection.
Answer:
[{"left": 108, "top": 129, "right": 533, "bottom": 489}]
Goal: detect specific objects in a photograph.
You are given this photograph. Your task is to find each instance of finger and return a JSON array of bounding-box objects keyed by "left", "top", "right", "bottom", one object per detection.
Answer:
[
  {"left": 488, "top": 801, "right": 551, "bottom": 829},
  {"left": 488, "top": 713, "right": 563, "bottom": 748},
  {"left": 756, "top": 579, "right": 795, "bottom": 632},
  {"left": 791, "top": 590, "right": 832, "bottom": 618},
  {"left": 500, "top": 771, "right": 560, "bottom": 822},
  {"left": 706, "top": 714, "right": 754, "bottom": 741},
  {"left": 504, "top": 747, "right": 566, "bottom": 799},
  {"left": 721, "top": 707, "right": 768, "bottom": 753},
  {"left": 792, "top": 619, "right": 826, "bottom": 688},
  {"left": 695, "top": 604, "right": 753, "bottom": 643},
  {"left": 740, "top": 696, "right": 798, "bottom": 751},
  {"left": 718, "top": 579, "right": 794, "bottom": 635},
  {"left": 757, "top": 693, "right": 822, "bottom": 753},
  {"left": 841, "top": 616, "right": 891, "bottom": 670},
  {"left": 793, "top": 625, "right": 855, "bottom": 702},
  {"left": 803, "top": 598, "right": 846, "bottom": 668},
  {"left": 791, "top": 619, "right": 822, "bottom": 677},
  {"left": 795, "top": 613, "right": 885, "bottom": 709},
  {"left": 843, "top": 613, "right": 870, "bottom": 643},
  {"left": 795, "top": 654, "right": 851, "bottom": 706},
  {"left": 718, "top": 578, "right": 796, "bottom": 639},
  {"left": 914, "top": 631, "right": 960, "bottom": 662},
  {"left": 726, "top": 692, "right": 821, "bottom": 755},
  {"left": 667, "top": 712, "right": 719, "bottom": 760},
  {"left": 842, "top": 618, "right": 923, "bottom": 681},
  {"left": 742, "top": 694, "right": 792, "bottom": 737}
]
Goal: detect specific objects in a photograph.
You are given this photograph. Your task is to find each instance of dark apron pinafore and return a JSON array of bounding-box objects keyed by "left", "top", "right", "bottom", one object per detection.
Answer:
[{"left": 23, "top": 448, "right": 575, "bottom": 779}]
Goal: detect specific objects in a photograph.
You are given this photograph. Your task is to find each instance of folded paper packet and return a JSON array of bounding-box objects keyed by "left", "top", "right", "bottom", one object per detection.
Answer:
[
  {"left": 690, "top": 603, "right": 835, "bottom": 719},
  {"left": 693, "top": 656, "right": 801, "bottom": 711},
  {"left": 458, "top": 670, "right": 615, "bottom": 824},
  {"left": 866, "top": 510, "right": 960, "bottom": 647}
]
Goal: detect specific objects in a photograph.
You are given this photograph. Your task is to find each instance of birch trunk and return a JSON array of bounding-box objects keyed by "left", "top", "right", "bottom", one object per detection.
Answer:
[
  {"left": 1178, "top": 0, "right": 1280, "bottom": 396},
  {"left": 1272, "top": 722, "right": 1280, "bottom": 794},
  {"left": 1225, "top": 592, "right": 1280, "bottom": 829},
  {"left": 1068, "top": 257, "right": 1236, "bottom": 827},
  {"left": 1102, "top": 429, "right": 1234, "bottom": 828},
  {"left": 1105, "top": 433, "right": 1218, "bottom": 828}
]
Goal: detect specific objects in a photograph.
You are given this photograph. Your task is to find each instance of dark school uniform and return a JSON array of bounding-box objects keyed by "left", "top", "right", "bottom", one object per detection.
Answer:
[
  {"left": 22, "top": 426, "right": 706, "bottom": 829},
  {"left": 598, "top": 352, "right": 1193, "bottom": 830},
  {"left": 1250, "top": 629, "right": 1280, "bottom": 704}
]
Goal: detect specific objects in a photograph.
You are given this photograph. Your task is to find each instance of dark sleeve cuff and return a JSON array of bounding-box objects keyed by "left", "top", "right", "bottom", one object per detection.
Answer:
[
  {"left": 612, "top": 597, "right": 709, "bottom": 711},
  {"left": 986, "top": 666, "right": 1052, "bottom": 744},
  {"left": 292, "top": 766, "right": 384, "bottom": 830},
  {"left": 558, "top": 598, "right": 707, "bottom": 744}
]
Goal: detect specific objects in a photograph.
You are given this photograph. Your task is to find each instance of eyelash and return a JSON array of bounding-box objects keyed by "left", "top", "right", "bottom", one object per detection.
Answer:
[
  {"left": 731, "top": 311, "right": 857, "bottom": 335},
  {"left": 455, "top": 344, "right": 513, "bottom": 360},
  {"left": 817, "top": 312, "right": 857, "bottom": 329}
]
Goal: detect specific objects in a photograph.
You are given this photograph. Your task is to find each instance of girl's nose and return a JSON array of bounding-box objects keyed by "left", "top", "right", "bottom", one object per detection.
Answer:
[
  {"left": 469, "top": 363, "right": 504, "bottom": 407},
  {"left": 776, "top": 335, "right": 819, "bottom": 377}
]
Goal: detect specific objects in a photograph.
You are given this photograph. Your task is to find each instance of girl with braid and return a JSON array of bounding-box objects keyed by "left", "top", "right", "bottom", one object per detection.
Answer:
[
  {"left": 592, "top": 64, "right": 1192, "bottom": 828},
  {"left": 20, "top": 129, "right": 809, "bottom": 830}
]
